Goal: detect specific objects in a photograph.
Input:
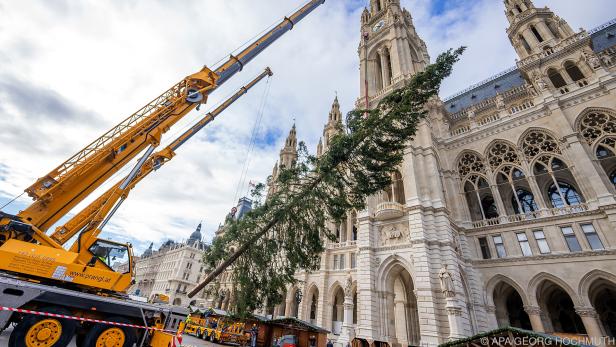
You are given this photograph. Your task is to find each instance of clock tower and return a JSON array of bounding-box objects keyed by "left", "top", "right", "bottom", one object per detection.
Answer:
[{"left": 359, "top": 0, "right": 430, "bottom": 108}]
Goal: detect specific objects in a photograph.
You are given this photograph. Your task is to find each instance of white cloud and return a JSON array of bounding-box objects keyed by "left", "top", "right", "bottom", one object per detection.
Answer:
[{"left": 0, "top": 0, "right": 611, "bottom": 253}]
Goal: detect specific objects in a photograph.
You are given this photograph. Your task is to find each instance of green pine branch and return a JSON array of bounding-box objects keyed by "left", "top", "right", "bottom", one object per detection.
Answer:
[{"left": 188, "top": 48, "right": 465, "bottom": 316}]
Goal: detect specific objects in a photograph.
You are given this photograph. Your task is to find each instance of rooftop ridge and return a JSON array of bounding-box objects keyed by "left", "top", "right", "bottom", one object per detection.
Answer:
[
  {"left": 442, "top": 18, "right": 616, "bottom": 103},
  {"left": 588, "top": 17, "right": 616, "bottom": 35},
  {"left": 443, "top": 66, "right": 517, "bottom": 102}
]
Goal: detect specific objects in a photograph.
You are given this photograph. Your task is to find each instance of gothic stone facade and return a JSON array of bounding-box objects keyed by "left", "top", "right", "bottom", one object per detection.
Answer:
[{"left": 215, "top": 1, "right": 616, "bottom": 346}]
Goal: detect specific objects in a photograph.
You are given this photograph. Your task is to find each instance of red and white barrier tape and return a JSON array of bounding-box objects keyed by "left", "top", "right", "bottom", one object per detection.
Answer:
[{"left": 0, "top": 306, "right": 181, "bottom": 335}]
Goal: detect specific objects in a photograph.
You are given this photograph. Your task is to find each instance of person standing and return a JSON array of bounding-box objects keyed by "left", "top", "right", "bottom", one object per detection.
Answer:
[{"left": 250, "top": 324, "right": 258, "bottom": 347}]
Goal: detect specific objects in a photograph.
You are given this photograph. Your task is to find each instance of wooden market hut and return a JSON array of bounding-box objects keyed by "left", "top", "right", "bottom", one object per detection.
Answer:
[{"left": 265, "top": 317, "right": 330, "bottom": 347}]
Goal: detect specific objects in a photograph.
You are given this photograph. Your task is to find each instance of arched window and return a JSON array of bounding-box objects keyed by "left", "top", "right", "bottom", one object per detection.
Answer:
[
  {"left": 548, "top": 182, "right": 583, "bottom": 208},
  {"left": 515, "top": 5, "right": 522, "bottom": 13},
  {"left": 547, "top": 68, "right": 567, "bottom": 88},
  {"left": 459, "top": 152, "right": 499, "bottom": 221},
  {"left": 534, "top": 156, "right": 584, "bottom": 208},
  {"left": 489, "top": 142, "right": 539, "bottom": 215},
  {"left": 579, "top": 111, "right": 616, "bottom": 189},
  {"left": 564, "top": 61, "right": 585, "bottom": 82}
]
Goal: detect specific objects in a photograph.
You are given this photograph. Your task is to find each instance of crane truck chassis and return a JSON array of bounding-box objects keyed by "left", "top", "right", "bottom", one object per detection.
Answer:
[{"left": 0, "top": 276, "right": 188, "bottom": 346}]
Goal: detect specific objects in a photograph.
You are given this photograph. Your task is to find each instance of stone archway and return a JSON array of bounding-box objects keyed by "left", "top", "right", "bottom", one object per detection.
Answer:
[
  {"left": 587, "top": 277, "right": 616, "bottom": 338},
  {"left": 536, "top": 280, "right": 586, "bottom": 334},
  {"left": 304, "top": 284, "right": 320, "bottom": 325},
  {"left": 381, "top": 262, "right": 420, "bottom": 347},
  {"left": 331, "top": 284, "right": 345, "bottom": 335},
  {"left": 287, "top": 286, "right": 300, "bottom": 318},
  {"left": 492, "top": 281, "right": 532, "bottom": 330}
]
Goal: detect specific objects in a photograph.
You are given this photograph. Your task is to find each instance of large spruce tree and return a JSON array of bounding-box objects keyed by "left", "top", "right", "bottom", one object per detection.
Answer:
[{"left": 190, "top": 48, "right": 465, "bottom": 316}]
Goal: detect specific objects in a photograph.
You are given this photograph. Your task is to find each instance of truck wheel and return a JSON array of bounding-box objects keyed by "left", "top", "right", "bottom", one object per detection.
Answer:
[
  {"left": 8, "top": 306, "right": 77, "bottom": 347},
  {"left": 80, "top": 317, "right": 137, "bottom": 347}
]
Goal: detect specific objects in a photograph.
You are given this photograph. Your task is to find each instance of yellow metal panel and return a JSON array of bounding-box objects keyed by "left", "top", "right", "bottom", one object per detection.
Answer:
[
  {"left": 149, "top": 331, "right": 175, "bottom": 347},
  {"left": 0, "top": 239, "right": 131, "bottom": 291}
]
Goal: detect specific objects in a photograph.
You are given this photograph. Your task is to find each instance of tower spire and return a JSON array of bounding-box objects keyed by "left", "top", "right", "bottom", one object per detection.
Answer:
[{"left": 279, "top": 124, "right": 297, "bottom": 169}]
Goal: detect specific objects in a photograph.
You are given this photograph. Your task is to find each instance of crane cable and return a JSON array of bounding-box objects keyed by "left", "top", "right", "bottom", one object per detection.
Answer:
[{"left": 232, "top": 76, "right": 273, "bottom": 206}]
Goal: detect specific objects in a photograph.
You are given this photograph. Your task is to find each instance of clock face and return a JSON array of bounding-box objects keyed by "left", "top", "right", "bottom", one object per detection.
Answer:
[{"left": 372, "top": 20, "right": 385, "bottom": 33}]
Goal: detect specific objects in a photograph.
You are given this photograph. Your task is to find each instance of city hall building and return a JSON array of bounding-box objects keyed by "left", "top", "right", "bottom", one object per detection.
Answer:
[{"left": 207, "top": 1, "right": 616, "bottom": 346}]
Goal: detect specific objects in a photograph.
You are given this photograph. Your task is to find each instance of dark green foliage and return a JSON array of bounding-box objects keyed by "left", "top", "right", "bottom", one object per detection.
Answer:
[{"left": 202, "top": 48, "right": 464, "bottom": 316}]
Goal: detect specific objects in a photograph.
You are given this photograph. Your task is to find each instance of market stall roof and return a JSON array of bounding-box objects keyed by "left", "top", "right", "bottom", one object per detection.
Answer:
[
  {"left": 439, "top": 327, "right": 593, "bottom": 347},
  {"left": 268, "top": 317, "right": 330, "bottom": 334}
]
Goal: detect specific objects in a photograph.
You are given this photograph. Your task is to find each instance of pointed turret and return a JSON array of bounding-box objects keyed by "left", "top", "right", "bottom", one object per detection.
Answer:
[
  {"left": 323, "top": 96, "right": 343, "bottom": 151},
  {"left": 317, "top": 138, "right": 323, "bottom": 157},
  {"left": 279, "top": 124, "right": 297, "bottom": 169}
]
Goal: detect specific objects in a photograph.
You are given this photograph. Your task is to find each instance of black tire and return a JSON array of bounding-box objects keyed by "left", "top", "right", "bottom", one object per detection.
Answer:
[
  {"left": 8, "top": 306, "right": 77, "bottom": 347},
  {"left": 80, "top": 316, "right": 137, "bottom": 347},
  {"left": 75, "top": 333, "right": 85, "bottom": 347}
]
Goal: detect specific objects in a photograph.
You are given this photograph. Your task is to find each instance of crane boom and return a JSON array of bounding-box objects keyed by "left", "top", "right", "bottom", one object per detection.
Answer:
[
  {"left": 3, "top": 0, "right": 325, "bottom": 244},
  {"left": 50, "top": 68, "right": 273, "bottom": 247}
]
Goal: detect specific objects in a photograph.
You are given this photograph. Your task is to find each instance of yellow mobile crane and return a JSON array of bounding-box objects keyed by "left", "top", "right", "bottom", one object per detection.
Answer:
[
  {"left": 52, "top": 67, "right": 272, "bottom": 257},
  {"left": 0, "top": 1, "right": 325, "bottom": 346}
]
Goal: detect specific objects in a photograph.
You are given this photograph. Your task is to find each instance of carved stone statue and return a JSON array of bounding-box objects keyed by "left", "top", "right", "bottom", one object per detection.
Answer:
[
  {"left": 439, "top": 265, "right": 456, "bottom": 298},
  {"left": 495, "top": 94, "right": 505, "bottom": 110},
  {"left": 344, "top": 276, "right": 353, "bottom": 297},
  {"left": 533, "top": 73, "right": 548, "bottom": 91},
  {"left": 380, "top": 224, "right": 408, "bottom": 245},
  {"left": 525, "top": 82, "right": 538, "bottom": 97},
  {"left": 582, "top": 49, "right": 601, "bottom": 69}
]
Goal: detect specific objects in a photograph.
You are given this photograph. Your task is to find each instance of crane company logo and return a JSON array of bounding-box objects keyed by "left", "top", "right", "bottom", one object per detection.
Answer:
[{"left": 66, "top": 270, "right": 112, "bottom": 284}]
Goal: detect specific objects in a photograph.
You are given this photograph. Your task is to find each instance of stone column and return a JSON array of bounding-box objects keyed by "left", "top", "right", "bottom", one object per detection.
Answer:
[
  {"left": 536, "top": 22, "right": 555, "bottom": 41},
  {"left": 575, "top": 307, "right": 605, "bottom": 347},
  {"left": 523, "top": 306, "right": 546, "bottom": 332},
  {"left": 284, "top": 298, "right": 293, "bottom": 317},
  {"left": 445, "top": 298, "right": 465, "bottom": 340},
  {"left": 485, "top": 305, "right": 499, "bottom": 330},
  {"left": 340, "top": 295, "right": 355, "bottom": 345}
]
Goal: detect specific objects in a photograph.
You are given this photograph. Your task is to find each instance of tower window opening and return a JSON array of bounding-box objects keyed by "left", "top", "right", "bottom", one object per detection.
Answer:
[
  {"left": 375, "top": 53, "right": 384, "bottom": 91},
  {"left": 519, "top": 35, "right": 531, "bottom": 54},
  {"left": 564, "top": 61, "right": 585, "bottom": 82},
  {"left": 547, "top": 68, "right": 567, "bottom": 88},
  {"left": 515, "top": 4, "right": 522, "bottom": 13},
  {"left": 386, "top": 50, "right": 393, "bottom": 86},
  {"left": 531, "top": 25, "right": 544, "bottom": 43}
]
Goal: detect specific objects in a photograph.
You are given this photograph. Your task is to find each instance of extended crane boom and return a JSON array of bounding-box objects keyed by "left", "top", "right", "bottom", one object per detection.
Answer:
[
  {"left": 51, "top": 68, "right": 273, "bottom": 248},
  {"left": 0, "top": 0, "right": 325, "bottom": 248}
]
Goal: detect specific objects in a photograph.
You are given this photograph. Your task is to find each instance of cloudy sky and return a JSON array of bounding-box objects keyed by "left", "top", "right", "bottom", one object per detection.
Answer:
[{"left": 0, "top": 0, "right": 613, "bottom": 253}]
